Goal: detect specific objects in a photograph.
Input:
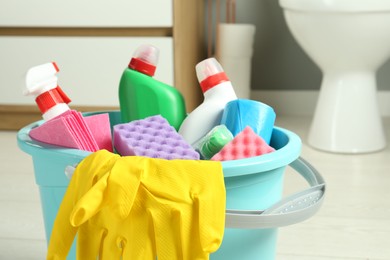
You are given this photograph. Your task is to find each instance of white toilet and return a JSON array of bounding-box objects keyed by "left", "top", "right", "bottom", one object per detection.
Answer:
[{"left": 279, "top": 0, "right": 390, "bottom": 153}]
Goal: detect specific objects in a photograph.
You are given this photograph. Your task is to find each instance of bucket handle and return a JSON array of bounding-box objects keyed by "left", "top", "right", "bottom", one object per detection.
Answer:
[
  {"left": 225, "top": 157, "right": 325, "bottom": 229},
  {"left": 64, "top": 157, "right": 325, "bottom": 229}
]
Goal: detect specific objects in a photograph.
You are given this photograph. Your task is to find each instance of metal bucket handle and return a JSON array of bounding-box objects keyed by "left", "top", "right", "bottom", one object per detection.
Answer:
[{"left": 225, "top": 157, "right": 325, "bottom": 229}]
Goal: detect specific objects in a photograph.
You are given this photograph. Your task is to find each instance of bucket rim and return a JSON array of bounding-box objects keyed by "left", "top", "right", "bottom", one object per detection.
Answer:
[{"left": 17, "top": 113, "right": 301, "bottom": 177}]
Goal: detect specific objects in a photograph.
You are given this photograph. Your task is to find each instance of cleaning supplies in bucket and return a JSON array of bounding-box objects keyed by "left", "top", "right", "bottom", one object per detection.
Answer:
[
  {"left": 17, "top": 110, "right": 326, "bottom": 260},
  {"left": 22, "top": 55, "right": 278, "bottom": 164},
  {"left": 25, "top": 62, "right": 112, "bottom": 152},
  {"left": 118, "top": 44, "right": 187, "bottom": 130},
  {"left": 17, "top": 47, "right": 325, "bottom": 260}
]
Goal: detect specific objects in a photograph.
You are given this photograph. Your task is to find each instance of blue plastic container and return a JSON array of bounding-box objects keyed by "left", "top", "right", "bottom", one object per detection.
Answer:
[{"left": 17, "top": 111, "right": 301, "bottom": 260}]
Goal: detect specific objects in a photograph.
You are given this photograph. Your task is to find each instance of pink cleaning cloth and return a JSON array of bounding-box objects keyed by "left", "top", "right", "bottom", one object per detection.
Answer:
[
  {"left": 63, "top": 113, "right": 91, "bottom": 151},
  {"left": 210, "top": 126, "right": 275, "bottom": 161},
  {"left": 52, "top": 110, "right": 93, "bottom": 151},
  {"left": 29, "top": 110, "right": 112, "bottom": 152},
  {"left": 29, "top": 116, "right": 83, "bottom": 149},
  {"left": 84, "top": 113, "right": 113, "bottom": 152},
  {"left": 68, "top": 111, "right": 99, "bottom": 151}
]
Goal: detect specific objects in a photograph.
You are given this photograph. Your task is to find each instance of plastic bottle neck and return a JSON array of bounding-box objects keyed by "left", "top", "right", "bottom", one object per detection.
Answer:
[
  {"left": 42, "top": 103, "right": 70, "bottom": 121},
  {"left": 35, "top": 86, "right": 71, "bottom": 116},
  {"left": 203, "top": 81, "right": 237, "bottom": 101},
  {"left": 128, "top": 57, "right": 156, "bottom": 77}
]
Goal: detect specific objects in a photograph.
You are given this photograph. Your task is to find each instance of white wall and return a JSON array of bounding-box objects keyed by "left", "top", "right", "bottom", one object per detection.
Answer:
[
  {"left": 0, "top": 37, "right": 173, "bottom": 106},
  {"left": 0, "top": 0, "right": 174, "bottom": 107}
]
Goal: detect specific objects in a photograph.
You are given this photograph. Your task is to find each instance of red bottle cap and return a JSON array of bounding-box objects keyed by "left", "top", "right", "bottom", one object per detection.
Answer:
[
  {"left": 35, "top": 86, "right": 71, "bottom": 114},
  {"left": 128, "top": 57, "right": 156, "bottom": 76},
  {"left": 199, "top": 72, "right": 229, "bottom": 93},
  {"left": 128, "top": 44, "right": 159, "bottom": 76}
]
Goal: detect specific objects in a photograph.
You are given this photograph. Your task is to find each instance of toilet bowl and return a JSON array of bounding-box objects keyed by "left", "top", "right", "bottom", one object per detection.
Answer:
[{"left": 279, "top": 0, "right": 390, "bottom": 153}]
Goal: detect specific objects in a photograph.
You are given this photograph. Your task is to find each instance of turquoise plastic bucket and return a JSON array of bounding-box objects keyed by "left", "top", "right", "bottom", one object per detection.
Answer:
[{"left": 17, "top": 111, "right": 302, "bottom": 260}]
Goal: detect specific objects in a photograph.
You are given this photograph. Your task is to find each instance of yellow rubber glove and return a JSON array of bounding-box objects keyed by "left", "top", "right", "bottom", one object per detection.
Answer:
[
  {"left": 47, "top": 149, "right": 121, "bottom": 260},
  {"left": 47, "top": 150, "right": 226, "bottom": 260},
  {"left": 71, "top": 156, "right": 154, "bottom": 260},
  {"left": 129, "top": 157, "right": 226, "bottom": 259}
]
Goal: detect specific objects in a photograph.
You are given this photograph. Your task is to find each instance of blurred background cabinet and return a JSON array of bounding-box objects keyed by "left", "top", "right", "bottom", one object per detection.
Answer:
[{"left": 0, "top": 0, "right": 205, "bottom": 129}]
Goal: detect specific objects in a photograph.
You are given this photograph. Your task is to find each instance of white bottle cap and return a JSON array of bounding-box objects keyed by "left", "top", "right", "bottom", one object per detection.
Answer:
[
  {"left": 196, "top": 58, "right": 230, "bottom": 93},
  {"left": 128, "top": 44, "right": 159, "bottom": 76},
  {"left": 133, "top": 44, "right": 159, "bottom": 66},
  {"left": 196, "top": 58, "right": 223, "bottom": 82}
]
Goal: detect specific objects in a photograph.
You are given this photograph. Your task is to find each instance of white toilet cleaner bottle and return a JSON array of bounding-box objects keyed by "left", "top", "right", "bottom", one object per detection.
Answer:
[
  {"left": 24, "top": 62, "right": 71, "bottom": 121},
  {"left": 179, "top": 57, "right": 237, "bottom": 146}
]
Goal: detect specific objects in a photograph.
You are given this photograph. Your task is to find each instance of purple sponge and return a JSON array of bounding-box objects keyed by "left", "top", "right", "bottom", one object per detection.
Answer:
[{"left": 114, "top": 115, "right": 200, "bottom": 160}]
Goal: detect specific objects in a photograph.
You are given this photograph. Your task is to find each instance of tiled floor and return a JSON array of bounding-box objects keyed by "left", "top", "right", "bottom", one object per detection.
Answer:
[{"left": 1, "top": 116, "right": 389, "bottom": 259}]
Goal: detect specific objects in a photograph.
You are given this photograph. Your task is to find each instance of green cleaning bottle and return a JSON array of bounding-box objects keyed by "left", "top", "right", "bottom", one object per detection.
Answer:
[{"left": 118, "top": 44, "right": 186, "bottom": 130}]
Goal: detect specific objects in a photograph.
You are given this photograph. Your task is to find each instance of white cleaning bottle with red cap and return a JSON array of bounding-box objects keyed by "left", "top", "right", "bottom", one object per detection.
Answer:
[
  {"left": 178, "top": 57, "right": 237, "bottom": 146},
  {"left": 24, "top": 62, "right": 71, "bottom": 121}
]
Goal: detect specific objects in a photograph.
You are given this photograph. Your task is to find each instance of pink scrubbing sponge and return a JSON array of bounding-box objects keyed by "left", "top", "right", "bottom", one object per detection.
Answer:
[
  {"left": 114, "top": 115, "right": 200, "bottom": 160},
  {"left": 211, "top": 126, "right": 275, "bottom": 161}
]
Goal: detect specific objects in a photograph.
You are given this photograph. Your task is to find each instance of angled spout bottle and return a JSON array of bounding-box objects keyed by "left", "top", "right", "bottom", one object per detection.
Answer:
[
  {"left": 179, "top": 57, "right": 237, "bottom": 146},
  {"left": 118, "top": 44, "right": 186, "bottom": 131}
]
